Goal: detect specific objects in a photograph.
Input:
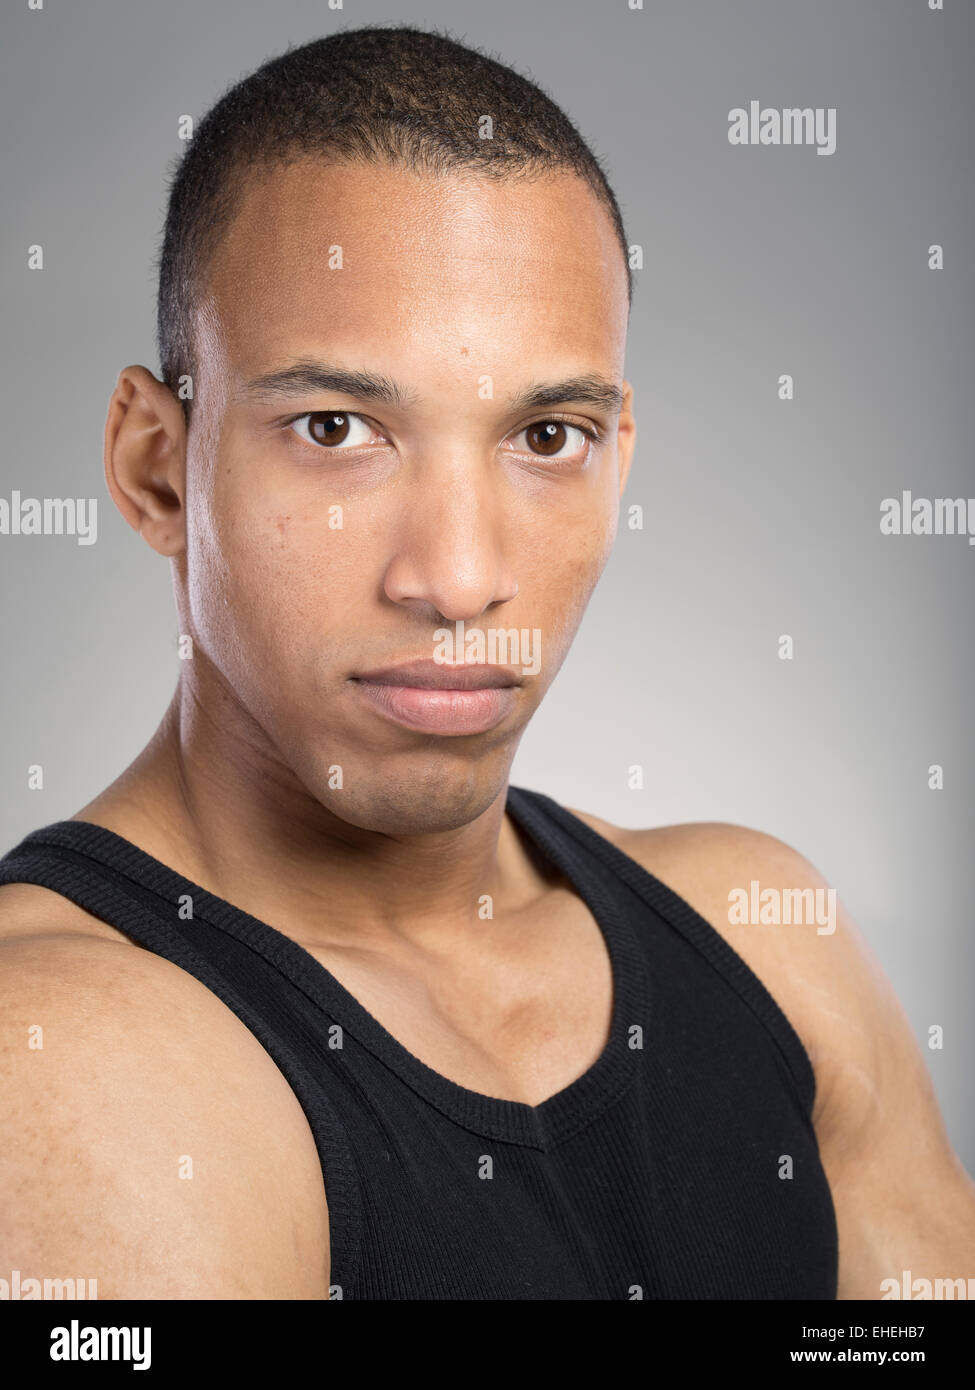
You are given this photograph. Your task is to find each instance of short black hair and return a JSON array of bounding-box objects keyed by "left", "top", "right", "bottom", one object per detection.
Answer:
[{"left": 156, "top": 24, "right": 633, "bottom": 418}]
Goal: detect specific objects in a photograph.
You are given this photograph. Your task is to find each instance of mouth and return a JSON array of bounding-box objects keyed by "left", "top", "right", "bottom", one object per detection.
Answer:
[{"left": 350, "top": 659, "right": 523, "bottom": 736}]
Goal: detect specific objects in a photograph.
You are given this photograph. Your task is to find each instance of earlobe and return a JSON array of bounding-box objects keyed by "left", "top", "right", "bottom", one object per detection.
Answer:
[{"left": 104, "top": 366, "right": 187, "bottom": 557}]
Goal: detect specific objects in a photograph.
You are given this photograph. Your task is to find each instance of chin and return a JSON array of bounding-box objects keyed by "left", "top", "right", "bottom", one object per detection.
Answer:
[{"left": 311, "top": 756, "right": 510, "bottom": 836}]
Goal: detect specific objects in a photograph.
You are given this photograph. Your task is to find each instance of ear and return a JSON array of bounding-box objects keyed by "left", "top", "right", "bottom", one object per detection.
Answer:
[
  {"left": 103, "top": 366, "right": 187, "bottom": 557},
  {"left": 616, "top": 378, "right": 636, "bottom": 496}
]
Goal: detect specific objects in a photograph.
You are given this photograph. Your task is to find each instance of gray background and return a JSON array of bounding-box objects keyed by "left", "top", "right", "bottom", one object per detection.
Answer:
[{"left": 1, "top": 1, "right": 973, "bottom": 1167}]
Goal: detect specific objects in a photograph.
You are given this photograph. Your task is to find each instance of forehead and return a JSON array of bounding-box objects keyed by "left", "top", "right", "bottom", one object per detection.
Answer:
[{"left": 198, "top": 157, "right": 628, "bottom": 382}]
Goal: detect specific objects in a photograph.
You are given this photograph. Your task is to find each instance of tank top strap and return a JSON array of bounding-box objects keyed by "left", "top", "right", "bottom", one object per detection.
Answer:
[
  {"left": 0, "top": 822, "right": 365, "bottom": 1294},
  {"left": 506, "top": 785, "right": 817, "bottom": 1115}
]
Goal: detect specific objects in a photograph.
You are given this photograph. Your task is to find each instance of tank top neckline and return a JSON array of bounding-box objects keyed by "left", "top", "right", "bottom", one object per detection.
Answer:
[{"left": 16, "top": 786, "right": 648, "bottom": 1150}]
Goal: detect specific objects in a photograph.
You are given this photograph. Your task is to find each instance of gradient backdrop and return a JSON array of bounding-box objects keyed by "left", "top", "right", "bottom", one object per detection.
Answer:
[{"left": 1, "top": 0, "right": 973, "bottom": 1168}]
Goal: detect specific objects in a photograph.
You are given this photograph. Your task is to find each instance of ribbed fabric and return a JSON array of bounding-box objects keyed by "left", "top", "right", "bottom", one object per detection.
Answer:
[{"left": 0, "top": 786, "right": 837, "bottom": 1300}]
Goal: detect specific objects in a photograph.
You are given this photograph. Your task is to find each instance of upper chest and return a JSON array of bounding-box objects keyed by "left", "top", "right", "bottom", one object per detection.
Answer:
[{"left": 296, "top": 884, "right": 615, "bottom": 1107}]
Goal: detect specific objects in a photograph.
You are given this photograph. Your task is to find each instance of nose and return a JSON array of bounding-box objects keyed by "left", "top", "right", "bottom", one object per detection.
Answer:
[{"left": 381, "top": 460, "right": 519, "bottom": 622}]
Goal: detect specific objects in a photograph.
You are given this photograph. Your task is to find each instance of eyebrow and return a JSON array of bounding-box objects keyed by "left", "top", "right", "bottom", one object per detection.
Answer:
[{"left": 238, "top": 361, "right": 625, "bottom": 416}]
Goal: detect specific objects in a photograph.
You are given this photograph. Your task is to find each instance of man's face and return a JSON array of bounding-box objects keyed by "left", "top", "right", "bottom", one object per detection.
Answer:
[{"left": 180, "top": 158, "right": 635, "bottom": 833}]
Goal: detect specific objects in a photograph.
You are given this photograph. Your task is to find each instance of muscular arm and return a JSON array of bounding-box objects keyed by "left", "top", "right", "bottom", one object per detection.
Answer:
[
  {"left": 0, "top": 915, "right": 330, "bottom": 1299},
  {"left": 575, "top": 812, "right": 975, "bottom": 1300}
]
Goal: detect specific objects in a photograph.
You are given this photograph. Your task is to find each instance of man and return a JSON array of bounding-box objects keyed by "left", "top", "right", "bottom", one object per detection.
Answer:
[{"left": 1, "top": 25, "right": 972, "bottom": 1301}]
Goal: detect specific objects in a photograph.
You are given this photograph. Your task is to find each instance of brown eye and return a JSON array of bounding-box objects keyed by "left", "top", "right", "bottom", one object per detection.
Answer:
[
  {"left": 526, "top": 421, "right": 568, "bottom": 456},
  {"left": 307, "top": 412, "right": 351, "bottom": 446},
  {"left": 289, "top": 412, "right": 374, "bottom": 450}
]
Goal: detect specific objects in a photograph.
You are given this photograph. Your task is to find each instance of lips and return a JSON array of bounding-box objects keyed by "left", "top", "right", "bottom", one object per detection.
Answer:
[{"left": 350, "top": 659, "right": 522, "bottom": 735}]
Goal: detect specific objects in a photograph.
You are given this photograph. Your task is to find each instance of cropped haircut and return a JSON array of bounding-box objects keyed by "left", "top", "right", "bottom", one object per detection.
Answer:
[{"left": 155, "top": 24, "right": 632, "bottom": 418}]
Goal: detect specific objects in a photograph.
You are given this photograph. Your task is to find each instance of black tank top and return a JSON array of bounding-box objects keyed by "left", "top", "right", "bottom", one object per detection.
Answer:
[{"left": 0, "top": 786, "right": 837, "bottom": 1300}]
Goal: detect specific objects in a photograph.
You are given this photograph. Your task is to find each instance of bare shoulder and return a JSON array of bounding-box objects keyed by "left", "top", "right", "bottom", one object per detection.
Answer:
[
  {"left": 0, "top": 882, "right": 330, "bottom": 1298},
  {"left": 0, "top": 880, "right": 136, "bottom": 945},
  {"left": 567, "top": 807, "right": 975, "bottom": 1297}
]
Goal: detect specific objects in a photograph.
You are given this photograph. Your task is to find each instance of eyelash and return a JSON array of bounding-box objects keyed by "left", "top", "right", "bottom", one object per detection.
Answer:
[{"left": 281, "top": 411, "right": 604, "bottom": 454}]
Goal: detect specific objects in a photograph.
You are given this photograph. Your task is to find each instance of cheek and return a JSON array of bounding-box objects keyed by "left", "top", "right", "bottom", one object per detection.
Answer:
[
  {"left": 516, "top": 513, "right": 617, "bottom": 663},
  {"left": 184, "top": 481, "right": 315, "bottom": 681},
  {"left": 522, "top": 480, "right": 618, "bottom": 590},
  {"left": 186, "top": 475, "right": 375, "bottom": 717}
]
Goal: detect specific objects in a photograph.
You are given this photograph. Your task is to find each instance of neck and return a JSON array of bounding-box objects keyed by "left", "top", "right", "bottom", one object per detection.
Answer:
[{"left": 75, "top": 667, "right": 539, "bottom": 947}]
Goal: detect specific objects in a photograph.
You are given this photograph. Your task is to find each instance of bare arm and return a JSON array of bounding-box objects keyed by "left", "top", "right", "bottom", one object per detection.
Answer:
[{"left": 0, "top": 927, "right": 330, "bottom": 1299}]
